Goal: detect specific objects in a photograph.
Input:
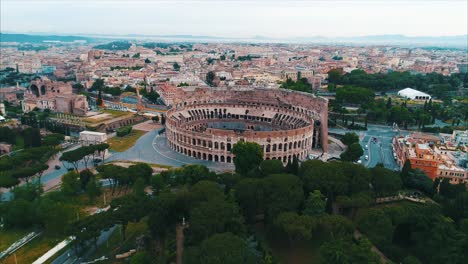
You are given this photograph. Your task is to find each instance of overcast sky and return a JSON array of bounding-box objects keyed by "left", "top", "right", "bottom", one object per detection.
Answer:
[{"left": 1, "top": 0, "right": 467, "bottom": 38}]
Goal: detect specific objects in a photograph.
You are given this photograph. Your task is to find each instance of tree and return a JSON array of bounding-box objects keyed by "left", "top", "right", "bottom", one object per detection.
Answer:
[
  {"left": 303, "top": 190, "right": 326, "bottom": 216},
  {"left": 12, "top": 182, "right": 42, "bottom": 201},
  {"left": 190, "top": 180, "right": 224, "bottom": 205},
  {"left": 185, "top": 233, "right": 256, "bottom": 264},
  {"left": 2, "top": 199, "right": 37, "bottom": 228},
  {"left": 23, "top": 128, "right": 41, "bottom": 148},
  {"left": 263, "top": 174, "right": 303, "bottom": 220},
  {"left": 370, "top": 166, "right": 402, "bottom": 197},
  {"left": 401, "top": 159, "right": 412, "bottom": 177},
  {"left": 341, "top": 132, "right": 359, "bottom": 146},
  {"left": 111, "top": 194, "right": 150, "bottom": 241},
  {"left": 0, "top": 173, "right": 20, "bottom": 189},
  {"left": 274, "top": 212, "right": 316, "bottom": 244},
  {"left": 285, "top": 156, "right": 299, "bottom": 175},
  {"left": 356, "top": 208, "right": 394, "bottom": 247},
  {"left": 133, "top": 177, "right": 146, "bottom": 198},
  {"left": 160, "top": 115, "right": 166, "bottom": 125},
  {"left": 37, "top": 198, "right": 74, "bottom": 235},
  {"left": 61, "top": 171, "right": 81, "bottom": 196},
  {"left": 259, "top": 159, "right": 283, "bottom": 176},
  {"left": 86, "top": 178, "right": 101, "bottom": 202},
  {"left": 234, "top": 178, "right": 265, "bottom": 223},
  {"left": 320, "top": 238, "right": 381, "bottom": 264},
  {"left": 188, "top": 198, "right": 245, "bottom": 243},
  {"left": 144, "top": 58, "right": 151, "bottom": 64},
  {"left": 335, "top": 86, "right": 374, "bottom": 106},
  {"left": 148, "top": 192, "right": 179, "bottom": 263},
  {"left": 131, "top": 252, "right": 151, "bottom": 264},
  {"left": 402, "top": 256, "right": 423, "bottom": 264},
  {"left": 206, "top": 71, "right": 216, "bottom": 87},
  {"left": 151, "top": 174, "right": 166, "bottom": 194},
  {"left": 386, "top": 97, "right": 392, "bottom": 109},
  {"left": 80, "top": 169, "right": 94, "bottom": 190},
  {"left": 90, "top": 78, "right": 105, "bottom": 91},
  {"left": 96, "top": 88, "right": 103, "bottom": 107},
  {"left": 128, "top": 163, "right": 153, "bottom": 184},
  {"left": 72, "top": 82, "right": 84, "bottom": 92},
  {"left": 402, "top": 169, "right": 435, "bottom": 196},
  {"left": 327, "top": 68, "right": 343, "bottom": 84},
  {"left": 231, "top": 141, "right": 263, "bottom": 175},
  {"left": 173, "top": 62, "right": 181, "bottom": 71},
  {"left": 152, "top": 115, "right": 160, "bottom": 123},
  {"left": 340, "top": 143, "right": 363, "bottom": 162}
]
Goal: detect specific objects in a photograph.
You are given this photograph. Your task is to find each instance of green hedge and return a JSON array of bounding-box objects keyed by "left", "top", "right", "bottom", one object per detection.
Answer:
[{"left": 117, "top": 126, "right": 132, "bottom": 137}]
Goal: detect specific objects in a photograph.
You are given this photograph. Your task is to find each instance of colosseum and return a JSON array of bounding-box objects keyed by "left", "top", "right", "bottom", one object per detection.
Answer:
[{"left": 165, "top": 86, "right": 328, "bottom": 164}]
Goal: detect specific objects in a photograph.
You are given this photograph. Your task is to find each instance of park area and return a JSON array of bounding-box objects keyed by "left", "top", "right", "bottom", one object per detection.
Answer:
[{"left": 107, "top": 130, "right": 146, "bottom": 152}]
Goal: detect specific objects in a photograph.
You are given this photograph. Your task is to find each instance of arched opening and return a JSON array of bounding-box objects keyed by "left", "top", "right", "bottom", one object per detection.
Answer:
[
  {"left": 208, "top": 154, "right": 213, "bottom": 161},
  {"left": 227, "top": 143, "right": 231, "bottom": 151},
  {"left": 227, "top": 156, "right": 232, "bottom": 163},
  {"left": 221, "top": 156, "right": 225, "bottom": 162},
  {"left": 203, "top": 153, "right": 207, "bottom": 160},
  {"left": 40, "top": 85, "right": 46, "bottom": 95},
  {"left": 215, "top": 155, "right": 219, "bottom": 162},
  {"left": 30, "top": 85, "right": 40, "bottom": 97},
  {"left": 197, "top": 152, "right": 201, "bottom": 159}
]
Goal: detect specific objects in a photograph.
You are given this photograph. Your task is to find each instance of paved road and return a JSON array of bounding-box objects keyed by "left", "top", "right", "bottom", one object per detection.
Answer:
[
  {"left": 108, "top": 129, "right": 234, "bottom": 172},
  {"left": 331, "top": 125, "right": 405, "bottom": 171}
]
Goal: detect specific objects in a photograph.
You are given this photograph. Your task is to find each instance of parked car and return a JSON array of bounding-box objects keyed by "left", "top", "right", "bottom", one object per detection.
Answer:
[{"left": 55, "top": 165, "right": 61, "bottom": 170}]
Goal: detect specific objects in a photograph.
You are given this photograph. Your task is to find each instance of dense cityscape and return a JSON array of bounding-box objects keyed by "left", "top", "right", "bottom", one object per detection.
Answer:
[{"left": 1, "top": 1, "right": 468, "bottom": 264}]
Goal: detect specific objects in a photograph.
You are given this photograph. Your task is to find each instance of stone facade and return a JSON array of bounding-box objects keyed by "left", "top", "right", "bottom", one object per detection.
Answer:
[{"left": 165, "top": 86, "right": 328, "bottom": 163}]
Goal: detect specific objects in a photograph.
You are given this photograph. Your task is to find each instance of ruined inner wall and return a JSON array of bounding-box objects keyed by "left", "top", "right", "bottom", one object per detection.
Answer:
[{"left": 170, "top": 87, "right": 328, "bottom": 152}]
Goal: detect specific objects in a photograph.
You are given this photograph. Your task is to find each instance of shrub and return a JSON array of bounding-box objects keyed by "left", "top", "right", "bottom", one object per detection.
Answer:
[{"left": 116, "top": 125, "right": 132, "bottom": 137}]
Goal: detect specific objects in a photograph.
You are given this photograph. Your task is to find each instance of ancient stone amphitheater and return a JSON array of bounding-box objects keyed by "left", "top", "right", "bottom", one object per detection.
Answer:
[{"left": 165, "top": 87, "right": 328, "bottom": 164}]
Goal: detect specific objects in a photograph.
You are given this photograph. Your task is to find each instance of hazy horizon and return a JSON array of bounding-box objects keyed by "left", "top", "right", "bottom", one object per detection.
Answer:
[{"left": 1, "top": 0, "right": 467, "bottom": 39}]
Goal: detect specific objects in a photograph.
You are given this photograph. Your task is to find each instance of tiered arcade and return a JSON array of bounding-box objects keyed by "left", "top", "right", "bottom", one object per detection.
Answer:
[{"left": 165, "top": 87, "right": 328, "bottom": 163}]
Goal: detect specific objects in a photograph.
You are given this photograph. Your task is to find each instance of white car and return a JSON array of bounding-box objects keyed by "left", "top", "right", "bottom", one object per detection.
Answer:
[
  {"left": 365, "top": 144, "right": 368, "bottom": 149},
  {"left": 357, "top": 160, "right": 362, "bottom": 164},
  {"left": 365, "top": 155, "right": 369, "bottom": 160}
]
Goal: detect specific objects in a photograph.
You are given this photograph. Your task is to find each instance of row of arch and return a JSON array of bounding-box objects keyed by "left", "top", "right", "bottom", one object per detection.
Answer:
[
  {"left": 167, "top": 129, "right": 313, "bottom": 153},
  {"left": 168, "top": 140, "right": 308, "bottom": 164},
  {"left": 174, "top": 92, "right": 324, "bottom": 121}
]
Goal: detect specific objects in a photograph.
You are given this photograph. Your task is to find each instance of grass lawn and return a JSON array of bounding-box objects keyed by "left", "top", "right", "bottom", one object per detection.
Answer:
[
  {"left": 107, "top": 130, "right": 146, "bottom": 152},
  {"left": 0, "top": 229, "right": 31, "bottom": 252},
  {"left": 102, "top": 109, "right": 133, "bottom": 119},
  {"left": 2, "top": 234, "right": 61, "bottom": 264}
]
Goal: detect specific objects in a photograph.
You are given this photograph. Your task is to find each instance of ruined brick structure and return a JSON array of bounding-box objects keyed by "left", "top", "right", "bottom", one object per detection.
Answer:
[
  {"left": 23, "top": 77, "right": 88, "bottom": 115},
  {"left": 165, "top": 86, "right": 328, "bottom": 163}
]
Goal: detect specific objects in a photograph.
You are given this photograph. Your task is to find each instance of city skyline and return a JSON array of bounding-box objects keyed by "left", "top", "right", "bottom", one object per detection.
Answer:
[{"left": 1, "top": 0, "right": 467, "bottom": 39}]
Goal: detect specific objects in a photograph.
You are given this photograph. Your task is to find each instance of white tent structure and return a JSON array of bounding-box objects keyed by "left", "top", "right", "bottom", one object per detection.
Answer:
[{"left": 397, "top": 88, "right": 431, "bottom": 100}]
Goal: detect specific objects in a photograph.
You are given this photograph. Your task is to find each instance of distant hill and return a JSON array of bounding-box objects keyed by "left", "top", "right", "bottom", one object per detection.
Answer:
[
  {"left": 93, "top": 41, "right": 131, "bottom": 50},
  {"left": 0, "top": 33, "right": 94, "bottom": 43},
  {"left": 1, "top": 32, "right": 466, "bottom": 48}
]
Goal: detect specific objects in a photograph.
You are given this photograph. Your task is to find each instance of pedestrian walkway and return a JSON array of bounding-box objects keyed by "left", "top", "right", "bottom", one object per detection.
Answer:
[
  {"left": 32, "top": 236, "right": 75, "bottom": 264},
  {"left": 0, "top": 231, "right": 41, "bottom": 260}
]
